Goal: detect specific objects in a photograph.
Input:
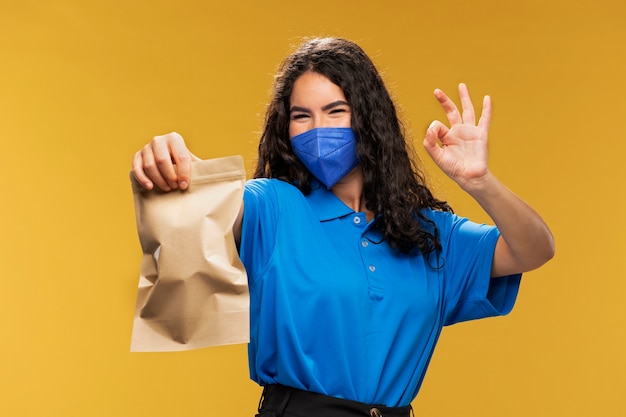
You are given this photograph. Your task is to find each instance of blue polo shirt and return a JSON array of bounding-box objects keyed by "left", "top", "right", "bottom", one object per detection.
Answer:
[{"left": 240, "top": 178, "right": 521, "bottom": 407}]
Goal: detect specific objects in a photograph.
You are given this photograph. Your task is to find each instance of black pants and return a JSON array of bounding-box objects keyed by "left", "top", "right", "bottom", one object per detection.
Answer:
[{"left": 256, "top": 384, "right": 413, "bottom": 417}]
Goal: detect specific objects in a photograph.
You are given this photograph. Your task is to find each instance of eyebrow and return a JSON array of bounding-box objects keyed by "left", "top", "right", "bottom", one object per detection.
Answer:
[{"left": 289, "top": 100, "right": 350, "bottom": 113}]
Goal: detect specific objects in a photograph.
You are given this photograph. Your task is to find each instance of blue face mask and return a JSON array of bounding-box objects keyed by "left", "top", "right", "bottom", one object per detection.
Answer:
[{"left": 291, "top": 127, "right": 359, "bottom": 189}]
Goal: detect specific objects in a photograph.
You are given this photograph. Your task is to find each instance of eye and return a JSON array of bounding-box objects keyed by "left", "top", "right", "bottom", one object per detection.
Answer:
[{"left": 329, "top": 107, "right": 350, "bottom": 117}]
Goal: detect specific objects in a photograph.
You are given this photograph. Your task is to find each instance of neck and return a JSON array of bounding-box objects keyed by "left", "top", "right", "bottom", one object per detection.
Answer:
[{"left": 331, "top": 166, "right": 375, "bottom": 222}]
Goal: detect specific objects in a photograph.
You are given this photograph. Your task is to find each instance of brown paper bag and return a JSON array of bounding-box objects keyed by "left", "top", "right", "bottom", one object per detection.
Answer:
[{"left": 129, "top": 156, "right": 249, "bottom": 352}]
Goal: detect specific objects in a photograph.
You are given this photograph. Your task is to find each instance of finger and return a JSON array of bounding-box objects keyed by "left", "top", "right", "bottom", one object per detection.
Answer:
[
  {"left": 151, "top": 133, "right": 184, "bottom": 190},
  {"left": 458, "top": 83, "right": 476, "bottom": 125},
  {"left": 478, "top": 95, "right": 492, "bottom": 131},
  {"left": 424, "top": 120, "right": 450, "bottom": 149},
  {"left": 167, "top": 133, "right": 192, "bottom": 190},
  {"left": 423, "top": 121, "right": 448, "bottom": 163},
  {"left": 434, "top": 88, "right": 462, "bottom": 126},
  {"left": 131, "top": 151, "right": 154, "bottom": 190},
  {"left": 140, "top": 144, "right": 173, "bottom": 191}
]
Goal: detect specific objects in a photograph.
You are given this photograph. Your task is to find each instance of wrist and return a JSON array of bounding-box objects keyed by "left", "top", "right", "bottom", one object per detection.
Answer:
[{"left": 456, "top": 170, "right": 496, "bottom": 195}]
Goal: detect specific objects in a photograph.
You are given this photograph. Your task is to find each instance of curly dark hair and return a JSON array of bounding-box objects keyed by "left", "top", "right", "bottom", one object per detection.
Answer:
[{"left": 254, "top": 37, "right": 452, "bottom": 255}]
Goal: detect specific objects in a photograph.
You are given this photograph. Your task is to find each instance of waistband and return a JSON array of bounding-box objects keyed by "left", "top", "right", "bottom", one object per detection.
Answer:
[{"left": 256, "top": 384, "right": 413, "bottom": 417}]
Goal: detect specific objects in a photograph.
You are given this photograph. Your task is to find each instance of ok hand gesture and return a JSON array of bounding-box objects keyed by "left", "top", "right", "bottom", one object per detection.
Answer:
[{"left": 423, "top": 83, "right": 492, "bottom": 191}]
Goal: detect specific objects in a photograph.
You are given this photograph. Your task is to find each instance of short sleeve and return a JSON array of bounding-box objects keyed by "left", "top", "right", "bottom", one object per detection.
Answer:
[
  {"left": 240, "top": 179, "right": 279, "bottom": 286},
  {"left": 429, "top": 211, "right": 522, "bottom": 325}
]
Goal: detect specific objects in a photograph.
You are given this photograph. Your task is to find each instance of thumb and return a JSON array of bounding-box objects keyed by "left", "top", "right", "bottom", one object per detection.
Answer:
[{"left": 423, "top": 120, "right": 448, "bottom": 155}]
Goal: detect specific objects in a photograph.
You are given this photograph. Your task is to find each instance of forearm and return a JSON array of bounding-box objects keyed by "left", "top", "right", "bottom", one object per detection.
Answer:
[{"left": 460, "top": 172, "right": 555, "bottom": 277}]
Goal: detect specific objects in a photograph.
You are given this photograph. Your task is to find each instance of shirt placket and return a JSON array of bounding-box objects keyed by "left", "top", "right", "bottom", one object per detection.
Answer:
[{"left": 350, "top": 213, "right": 384, "bottom": 301}]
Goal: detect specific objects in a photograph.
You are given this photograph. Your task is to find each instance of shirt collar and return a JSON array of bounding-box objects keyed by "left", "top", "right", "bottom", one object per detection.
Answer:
[{"left": 306, "top": 181, "right": 355, "bottom": 221}]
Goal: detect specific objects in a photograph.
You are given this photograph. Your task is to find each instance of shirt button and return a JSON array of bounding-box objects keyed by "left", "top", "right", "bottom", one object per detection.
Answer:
[
  {"left": 368, "top": 265, "right": 376, "bottom": 272},
  {"left": 361, "top": 240, "right": 369, "bottom": 247},
  {"left": 370, "top": 408, "right": 383, "bottom": 417},
  {"left": 353, "top": 216, "right": 361, "bottom": 224}
]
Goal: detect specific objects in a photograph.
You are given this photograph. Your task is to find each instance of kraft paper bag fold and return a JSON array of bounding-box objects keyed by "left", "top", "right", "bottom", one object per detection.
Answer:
[{"left": 130, "top": 156, "right": 249, "bottom": 352}]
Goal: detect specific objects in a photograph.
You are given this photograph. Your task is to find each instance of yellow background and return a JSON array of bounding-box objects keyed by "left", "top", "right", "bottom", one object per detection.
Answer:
[{"left": 1, "top": 0, "right": 624, "bottom": 416}]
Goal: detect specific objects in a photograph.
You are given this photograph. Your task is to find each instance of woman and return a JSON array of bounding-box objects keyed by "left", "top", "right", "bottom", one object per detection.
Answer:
[{"left": 132, "top": 37, "right": 554, "bottom": 416}]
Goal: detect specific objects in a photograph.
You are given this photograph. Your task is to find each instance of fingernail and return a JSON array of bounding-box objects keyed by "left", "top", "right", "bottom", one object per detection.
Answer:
[{"left": 180, "top": 181, "right": 188, "bottom": 189}]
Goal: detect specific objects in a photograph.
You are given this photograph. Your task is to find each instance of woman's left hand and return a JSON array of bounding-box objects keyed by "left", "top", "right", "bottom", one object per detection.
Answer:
[
  {"left": 423, "top": 83, "right": 492, "bottom": 191},
  {"left": 424, "top": 83, "right": 555, "bottom": 276}
]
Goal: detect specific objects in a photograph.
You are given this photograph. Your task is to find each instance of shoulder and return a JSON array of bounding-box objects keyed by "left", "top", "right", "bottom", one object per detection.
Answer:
[
  {"left": 245, "top": 178, "right": 301, "bottom": 196},
  {"left": 418, "top": 208, "right": 456, "bottom": 234},
  {"left": 243, "top": 178, "right": 307, "bottom": 216},
  {"left": 420, "top": 208, "right": 499, "bottom": 246}
]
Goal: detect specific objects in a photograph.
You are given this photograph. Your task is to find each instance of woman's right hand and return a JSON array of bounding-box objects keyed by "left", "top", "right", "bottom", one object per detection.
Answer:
[{"left": 132, "top": 132, "right": 200, "bottom": 191}]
